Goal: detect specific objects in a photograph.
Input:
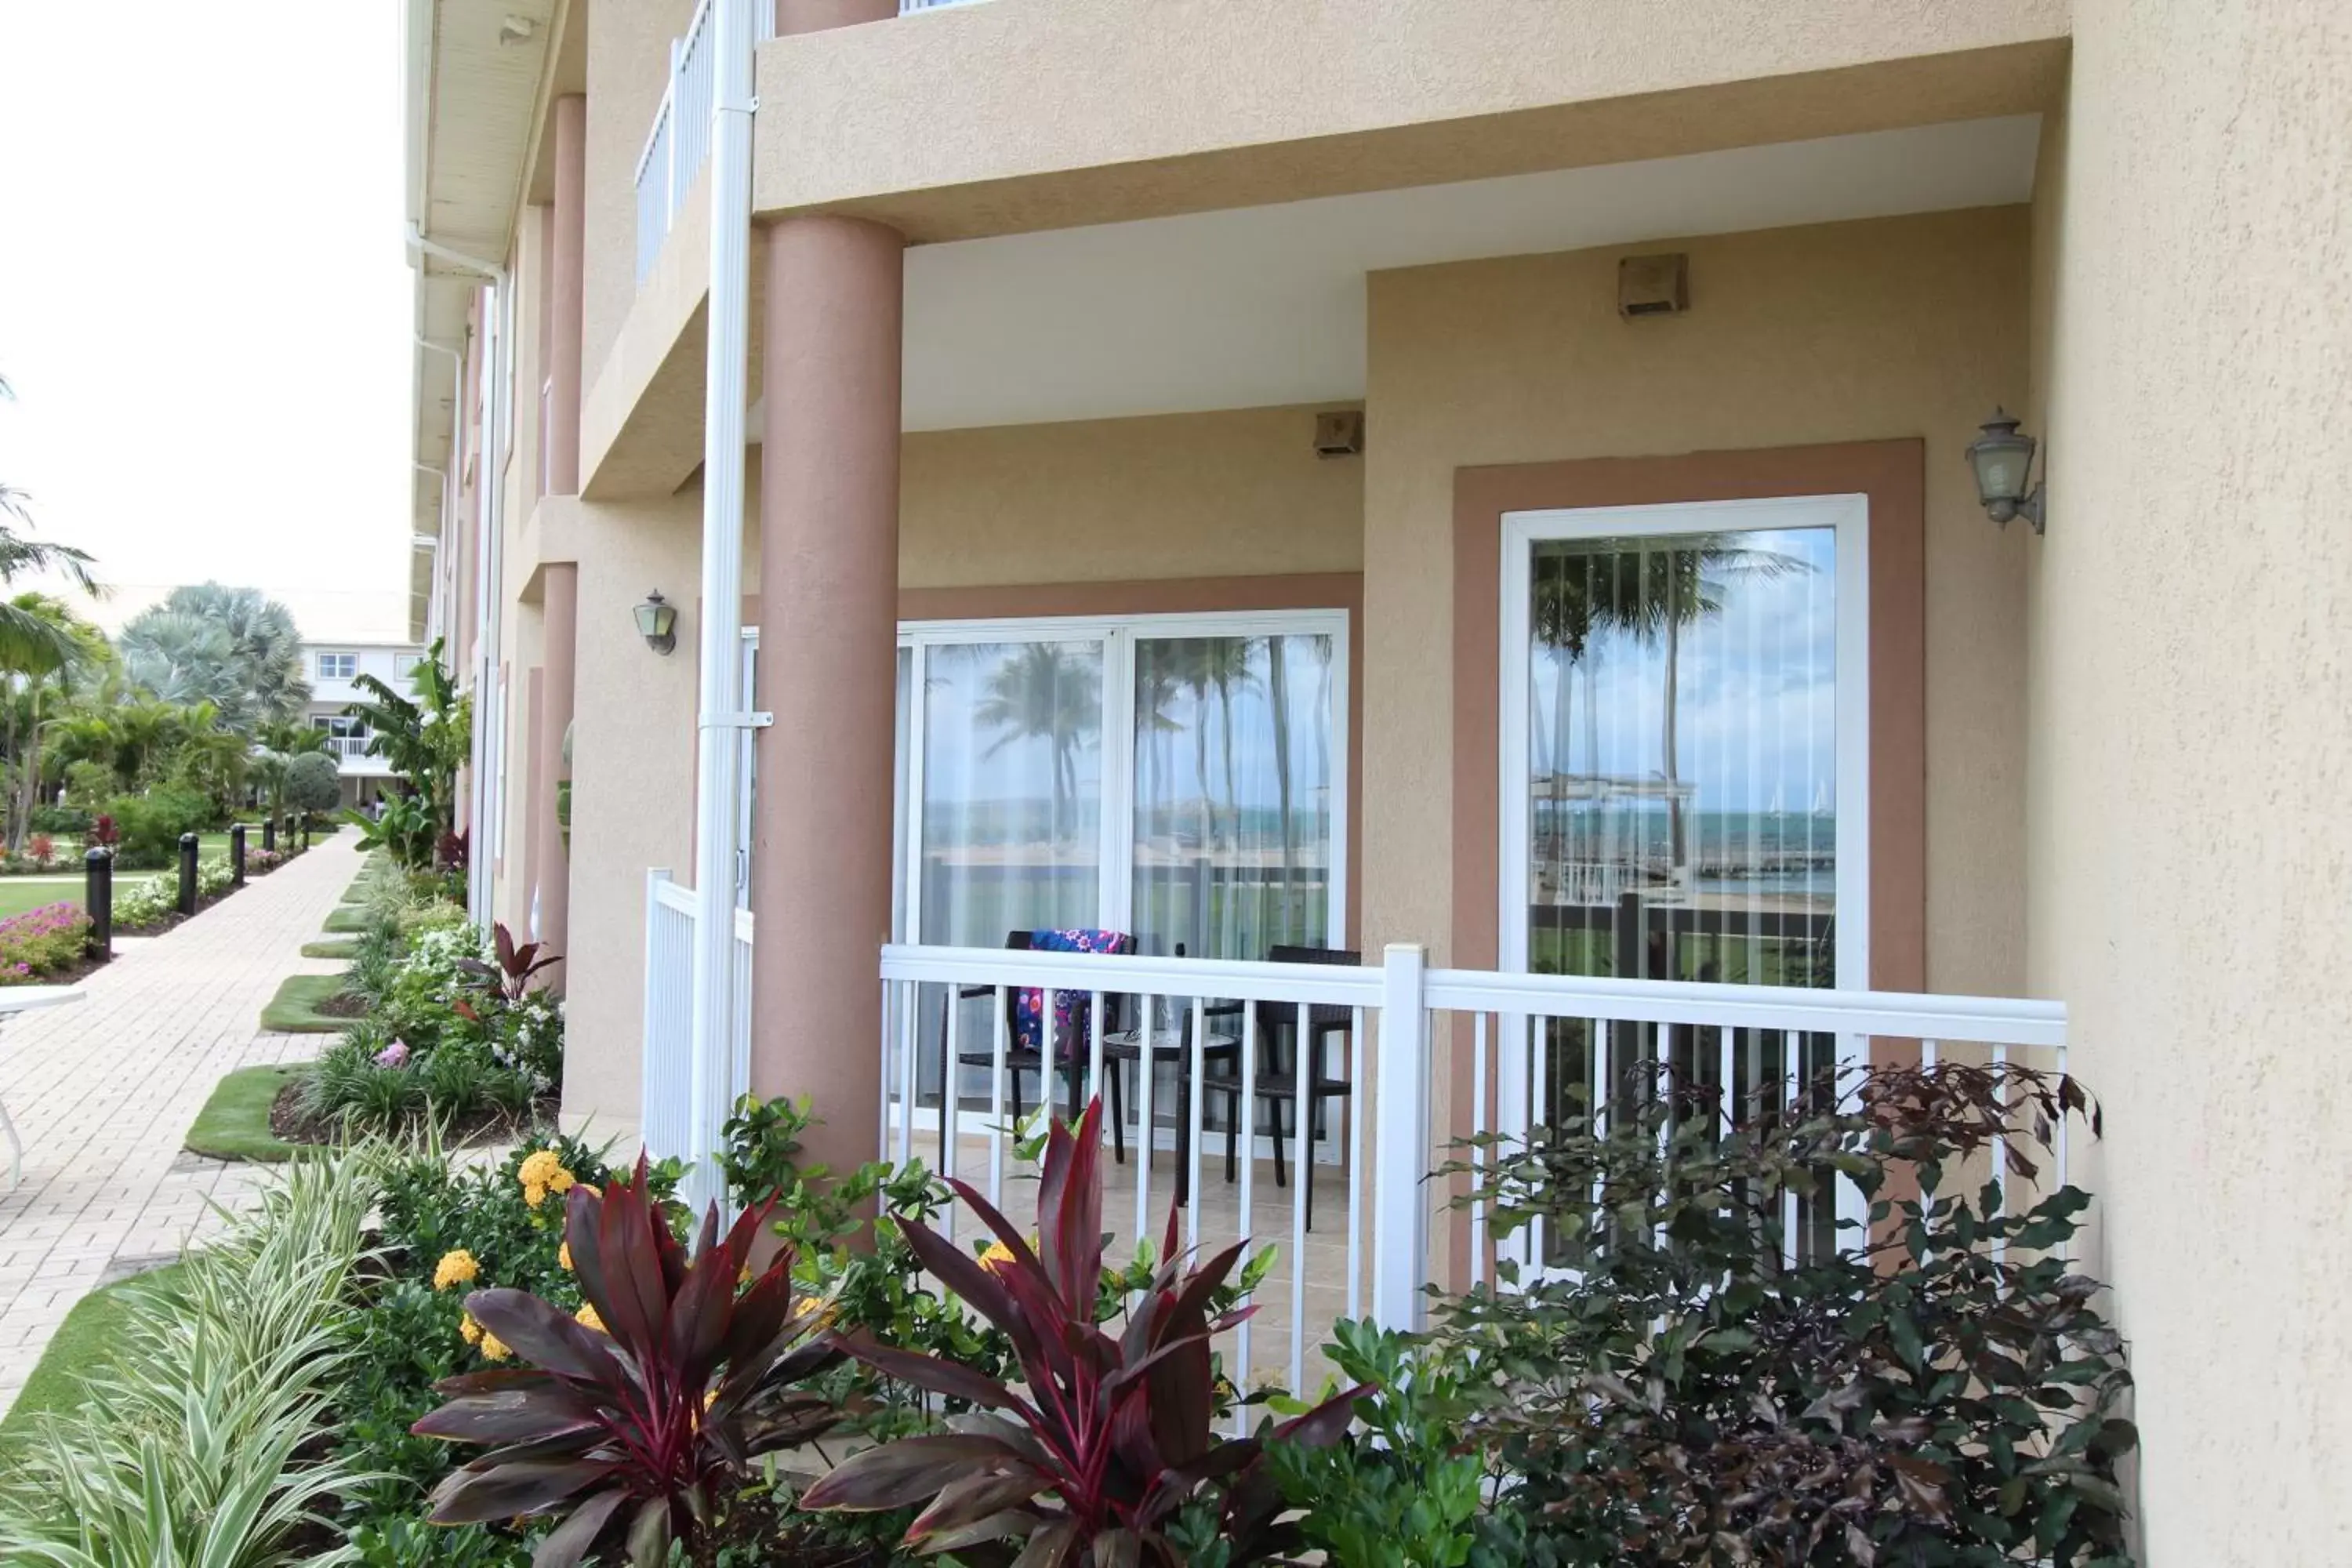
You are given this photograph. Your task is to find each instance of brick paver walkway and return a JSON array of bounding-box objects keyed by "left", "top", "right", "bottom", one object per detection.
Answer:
[{"left": 0, "top": 832, "right": 365, "bottom": 1415}]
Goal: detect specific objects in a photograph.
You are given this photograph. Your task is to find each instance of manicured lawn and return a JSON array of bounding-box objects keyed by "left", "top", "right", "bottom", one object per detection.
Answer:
[
  {"left": 259, "top": 972, "right": 356, "bottom": 1033},
  {"left": 321, "top": 903, "right": 374, "bottom": 934},
  {"left": 0, "top": 871, "right": 167, "bottom": 920},
  {"left": 183, "top": 1064, "right": 305, "bottom": 1163},
  {"left": 0, "top": 1264, "right": 183, "bottom": 1446},
  {"left": 301, "top": 937, "right": 361, "bottom": 960}
]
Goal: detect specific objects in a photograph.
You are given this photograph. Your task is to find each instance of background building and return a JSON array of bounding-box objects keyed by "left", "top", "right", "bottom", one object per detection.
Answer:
[{"left": 299, "top": 638, "right": 426, "bottom": 809}]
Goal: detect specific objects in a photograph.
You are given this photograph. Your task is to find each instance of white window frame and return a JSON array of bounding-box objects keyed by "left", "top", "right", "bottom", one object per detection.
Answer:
[{"left": 317, "top": 652, "right": 358, "bottom": 681}]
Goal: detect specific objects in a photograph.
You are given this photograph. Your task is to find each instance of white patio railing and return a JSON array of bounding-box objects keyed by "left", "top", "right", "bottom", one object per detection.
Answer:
[
  {"left": 643, "top": 911, "right": 2068, "bottom": 1420},
  {"left": 639, "top": 869, "right": 753, "bottom": 1207},
  {"left": 632, "top": 0, "right": 991, "bottom": 285},
  {"left": 866, "top": 943, "right": 2068, "bottom": 1410}
]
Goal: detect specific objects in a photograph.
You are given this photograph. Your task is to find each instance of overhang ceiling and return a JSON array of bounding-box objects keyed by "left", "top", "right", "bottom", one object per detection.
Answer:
[
  {"left": 892, "top": 114, "right": 2043, "bottom": 432},
  {"left": 405, "top": 0, "right": 564, "bottom": 636}
]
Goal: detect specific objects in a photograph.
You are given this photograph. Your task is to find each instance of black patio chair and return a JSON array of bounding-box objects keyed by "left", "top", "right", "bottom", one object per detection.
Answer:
[{"left": 1202, "top": 942, "right": 1359, "bottom": 1231}]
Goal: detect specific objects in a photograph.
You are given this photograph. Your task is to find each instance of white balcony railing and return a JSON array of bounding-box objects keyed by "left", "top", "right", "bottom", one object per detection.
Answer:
[
  {"left": 632, "top": 0, "right": 990, "bottom": 284},
  {"left": 633, "top": 0, "right": 775, "bottom": 285},
  {"left": 642, "top": 891, "right": 2069, "bottom": 1412}
]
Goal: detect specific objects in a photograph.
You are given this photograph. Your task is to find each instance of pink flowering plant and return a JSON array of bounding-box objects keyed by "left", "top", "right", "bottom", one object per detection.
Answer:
[{"left": 0, "top": 902, "right": 93, "bottom": 985}]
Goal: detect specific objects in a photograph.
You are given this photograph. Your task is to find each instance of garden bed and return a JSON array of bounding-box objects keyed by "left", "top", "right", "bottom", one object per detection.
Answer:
[{"left": 265, "top": 1073, "right": 554, "bottom": 1152}]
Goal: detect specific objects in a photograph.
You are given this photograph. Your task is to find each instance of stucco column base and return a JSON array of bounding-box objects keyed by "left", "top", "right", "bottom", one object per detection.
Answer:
[
  {"left": 532, "top": 563, "right": 579, "bottom": 986},
  {"left": 749, "top": 213, "right": 904, "bottom": 1185}
]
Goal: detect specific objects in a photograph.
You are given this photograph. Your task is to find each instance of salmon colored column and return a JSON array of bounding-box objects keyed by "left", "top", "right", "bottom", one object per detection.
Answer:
[
  {"left": 530, "top": 93, "right": 587, "bottom": 978},
  {"left": 544, "top": 95, "right": 586, "bottom": 495},
  {"left": 532, "top": 564, "right": 579, "bottom": 967},
  {"left": 750, "top": 212, "right": 904, "bottom": 1181}
]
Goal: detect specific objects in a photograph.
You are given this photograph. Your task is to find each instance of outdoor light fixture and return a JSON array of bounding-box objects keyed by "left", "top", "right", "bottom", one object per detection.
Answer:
[
  {"left": 1966, "top": 408, "right": 2046, "bottom": 535},
  {"left": 634, "top": 590, "right": 678, "bottom": 655}
]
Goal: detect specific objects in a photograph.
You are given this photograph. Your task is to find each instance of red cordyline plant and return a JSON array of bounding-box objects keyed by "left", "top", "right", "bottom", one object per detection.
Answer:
[
  {"left": 412, "top": 1157, "right": 844, "bottom": 1567},
  {"left": 799, "top": 1098, "right": 1370, "bottom": 1565},
  {"left": 458, "top": 920, "right": 563, "bottom": 1002}
]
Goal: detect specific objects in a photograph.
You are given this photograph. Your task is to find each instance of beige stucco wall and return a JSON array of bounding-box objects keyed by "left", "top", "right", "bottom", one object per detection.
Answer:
[
  {"left": 1362, "top": 206, "right": 2034, "bottom": 993},
  {"left": 560, "top": 487, "right": 709, "bottom": 1132},
  {"left": 902, "top": 405, "right": 1363, "bottom": 586},
  {"left": 2026, "top": 6, "right": 2352, "bottom": 1559},
  {"left": 583, "top": 0, "right": 695, "bottom": 394}
]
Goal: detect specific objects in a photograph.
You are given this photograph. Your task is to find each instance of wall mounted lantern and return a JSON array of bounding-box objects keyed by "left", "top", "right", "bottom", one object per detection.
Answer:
[
  {"left": 1966, "top": 408, "right": 2046, "bottom": 535},
  {"left": 634, "top": 590, "right": 678, "bottom": 655}
]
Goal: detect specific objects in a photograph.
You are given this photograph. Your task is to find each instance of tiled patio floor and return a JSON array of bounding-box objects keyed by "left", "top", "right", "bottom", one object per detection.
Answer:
[{"left": 0, "top": 833, "right": 364, "bottom": 1417}]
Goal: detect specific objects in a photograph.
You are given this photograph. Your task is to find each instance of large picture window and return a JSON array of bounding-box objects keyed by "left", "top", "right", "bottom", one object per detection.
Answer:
[{"left": 895, "top": 611, "right": 1348, "bottom": 960}]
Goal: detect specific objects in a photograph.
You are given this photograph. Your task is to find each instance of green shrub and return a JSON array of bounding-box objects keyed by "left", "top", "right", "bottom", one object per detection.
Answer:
[
  {"left": 110, "top": 877, "right": 176, "bottom": 931},
  {"left": 28, "top": 804, "right": 91, "bottom": 837},
  {"left": 98, "top": 786, "right": 211, "bottom": 869},
  {"left": 286, "top": 751, "right": 343, "bottom": 815},
  {"left": 196, "top": 855, "right": 233, "bottom": 898},
  {"left": 328, "top": 1135, "right": 648, "bottom": 1560},
  {"left": 1410, "top": 1062, "right": 2134, "bottom": 1566}
]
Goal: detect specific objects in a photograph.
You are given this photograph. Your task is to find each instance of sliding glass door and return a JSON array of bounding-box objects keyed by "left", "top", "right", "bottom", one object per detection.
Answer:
[
  {"left": 898, "top": 612, "right": 1348, "bottom": 959},
  {"left": 736, "top": 611, "right": 1347, "bottom": 953},
  {"left": 910, "top": 637, "right": 1108, "bottom": 949},
  {"left": 1130, "top": 630, "right": 1338, "bottom": 962}
]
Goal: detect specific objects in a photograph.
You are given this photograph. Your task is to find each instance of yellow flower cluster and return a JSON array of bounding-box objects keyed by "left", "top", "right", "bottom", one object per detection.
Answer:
[
  {"left": 433, "top": 1249, "right": 481, "bottom": 1292},
  {"left": 518, "top": 1148, "right": 576, "bottom": 1209},
  {"left": 792, "top": 1295, "right": 838, "bottom": 1329},
  {"left": 558, "top": 1242, "right": 572, "bottom": 1272},
  {"left": 575, "top": 1301, "right": 605, "bottom": 1334},
  {"left": 978, "top": 1238, "right": 1035, "bottom": 1276},
  {"left": 457, "top": 1308, "right": 510, "bottom": 1359}
]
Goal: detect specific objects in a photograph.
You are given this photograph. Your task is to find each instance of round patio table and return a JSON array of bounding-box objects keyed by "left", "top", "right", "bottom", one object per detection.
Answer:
[{"left": 0, "top": 985, "right": 87, "bottom": 1190}]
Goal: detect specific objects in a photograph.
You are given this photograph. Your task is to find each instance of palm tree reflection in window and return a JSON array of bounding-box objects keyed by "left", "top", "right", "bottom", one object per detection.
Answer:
[
  {"left": 974, "top": 642, "right": 1101, "bottom": 844},
  {"left": 1530, "top": 532, "right": 1814, "bottom": 978}
]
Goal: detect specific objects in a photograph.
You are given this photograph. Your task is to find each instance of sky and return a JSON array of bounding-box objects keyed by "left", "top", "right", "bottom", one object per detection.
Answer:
[{"left": 0, "top": 2, "right": 414, "bottom": 644}]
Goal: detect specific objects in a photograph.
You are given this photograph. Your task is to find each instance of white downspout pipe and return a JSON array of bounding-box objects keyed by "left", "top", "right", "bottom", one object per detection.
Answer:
[
  {"left": 415, "top": 337, "right": 463, "bottom": 649},
  {"left": 409, "top": 228, "right": 512, "bottom": 927},
  {"left": 684, "top": 0, "right": 760, "bottom": 1215}
]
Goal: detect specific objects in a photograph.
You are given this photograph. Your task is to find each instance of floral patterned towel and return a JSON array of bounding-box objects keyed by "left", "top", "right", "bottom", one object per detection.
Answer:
[{"left": 1014, "top": 928, "right": 1133, "bottom": 1058}]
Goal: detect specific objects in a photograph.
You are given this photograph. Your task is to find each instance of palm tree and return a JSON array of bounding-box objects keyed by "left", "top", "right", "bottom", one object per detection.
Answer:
[
  {"left": 0, "top": 592, "right": 107, "bottom": 850},
  {"left": 974, "top": 643, "right": 1099, "bottom": 844},
  {"left": 118, "top": 583, "right": 310, "bottom": 731},
  {"left": 343, "top": 639, "right": 468, "bottom": 862},
  {"left": 0, "top": 374, "right": 102, "bottom": 666}
]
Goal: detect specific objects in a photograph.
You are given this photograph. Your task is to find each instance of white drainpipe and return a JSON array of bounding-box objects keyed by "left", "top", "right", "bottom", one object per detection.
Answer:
[
  {"left": 408, "top": 228, "right": 512, "bottom": 927},
  {"left": 684, "top": 0, "right": 761, "bottom": 1214}
]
